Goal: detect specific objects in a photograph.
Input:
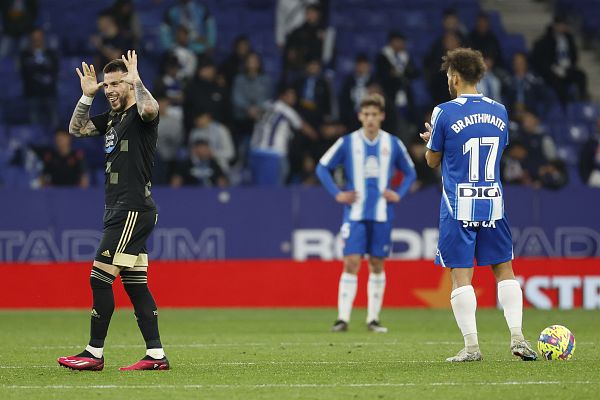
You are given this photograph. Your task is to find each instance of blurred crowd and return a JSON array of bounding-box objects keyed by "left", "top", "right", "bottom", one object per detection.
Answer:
[{"left": 1, "top": 0, "right": 599, "bottom": 191}]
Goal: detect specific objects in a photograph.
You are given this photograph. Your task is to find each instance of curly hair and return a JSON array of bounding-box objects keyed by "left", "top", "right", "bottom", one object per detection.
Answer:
[{"left": 440, "top": 48, "right": 486, "bottom": 84}]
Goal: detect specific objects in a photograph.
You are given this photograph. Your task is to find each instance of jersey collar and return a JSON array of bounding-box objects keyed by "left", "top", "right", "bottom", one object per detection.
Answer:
[
  {"left": 359, "top": 129, "right": 382, "bottom": 145},
  {"left": 458, "top": 93, "right": 484, "bottom": 98}
]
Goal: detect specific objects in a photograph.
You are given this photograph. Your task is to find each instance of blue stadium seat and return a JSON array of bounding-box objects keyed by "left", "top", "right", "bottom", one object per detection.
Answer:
[
  {"left": 8, "top": 124, "right": 50, "bottom": 146},
  {"left": 566, "top": 102, "right": 600, "bottom": 124}
]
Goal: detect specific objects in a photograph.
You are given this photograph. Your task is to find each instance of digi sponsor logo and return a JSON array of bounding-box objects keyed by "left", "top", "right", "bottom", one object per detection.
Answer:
[{"left": 458, "top": 187, "right": 500, "bottom": 199}]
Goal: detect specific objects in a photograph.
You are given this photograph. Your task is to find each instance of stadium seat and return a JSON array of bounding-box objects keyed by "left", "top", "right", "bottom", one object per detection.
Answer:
[
  {"left": 249, "top": 150, "right": 284, "bottom": 185},
  {"left": 8, "top": 124, "right": 50, "bottom": 146},
  {"left": 566, "top": 102, "right": 600, "bottom": 124}
]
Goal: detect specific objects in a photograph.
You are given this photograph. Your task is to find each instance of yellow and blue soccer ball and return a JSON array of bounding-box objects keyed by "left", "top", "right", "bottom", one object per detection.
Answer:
[{"left": 538, "top": 325, "right": 576, "bottom": 360}]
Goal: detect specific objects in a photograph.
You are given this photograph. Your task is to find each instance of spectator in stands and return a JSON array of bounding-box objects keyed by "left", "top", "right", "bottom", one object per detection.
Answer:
[
  {"left": 171, "top": 138, "right": 228, "bottom": 188},
  {"left": 375, "top": 32, "right": 418, "bottom": 121},
  {"left": 532, "top": 15, "right": 588, "bottom": 104},
  {"left": 249, "top": 86, "right": 317, "bottom": 185},
  {"left": 220, "top": 35, "right": 252, "bottom": 90},
  {"left": 91, "top": 11, "right": 133, "bottom": 69},
  {"left": 105, "top": 0, "right": 142, "bottom": 47},
  {"left": 0, "top": 0, "right": 38, "bottom": 57},
  {"left": 429, "top": 8, "right": 468, "bottom": 59},
  {"left": 183, "top": 58, "right": 230, "bottom": 133},
  {"left": 469, "top": 11, "right": 502, "bottom": 66},
  {"left": 502, "top": 52, "right": 553, "bottom": 116},
  {"left": 579, "top": 117, "right": 600, "bottom": 187},
  {"left": 283, "top": 4, "right": 329, "bottom": 83},
  {"left": 407, "top": 134, "right": 439, "bottom": 191},
  {"left": 294, "top": 57, "right": 332, "bottom": 130},
  {"left": 167, "top": 25, "right": 197, "bottom": 80},
  {"left": 39, "top": 129, "right": 88, "bottom": 188},
  {"left": 188, "top": 111, "right": 235, "bottom": 174},
  {"left": 425, "top": 31, "right": 461, "bottom": 105},
  {"left": 340, "top": 54, "right": 377, "bottom": 132},
  {"left": 477, "top": 55, "right": 503, "bottom": 102},
  {"left": 506, "top": 110, "right": 567, "bottom": 189},
  {"left": 154, "top": 54, "right": 185, "bottom": 107},
  {"left": 160, "top": 0, "right": 216, "bottom": 55},
  {"left": 156, "top": 96, "right": 185, "bottom": 181},
  {"left": 276, "top": 0, "right": 320, "bottom": 48},
  {"left": 232, "top": 52, "right": 272, "bottom": 141},
  {"left": 19, "top": 28, "right": 59, "bottom": 129},
  {"left": 501, "top": 140, "right": 532, "bottom": 186}
]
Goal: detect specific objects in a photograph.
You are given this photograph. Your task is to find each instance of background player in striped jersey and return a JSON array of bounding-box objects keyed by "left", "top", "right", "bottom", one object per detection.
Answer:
[
  {"left": 316, "top": 93, "right": 416, "bottom": 333},
  {"left": 420, "top": 48, "right": 537, "bottom": 362}
]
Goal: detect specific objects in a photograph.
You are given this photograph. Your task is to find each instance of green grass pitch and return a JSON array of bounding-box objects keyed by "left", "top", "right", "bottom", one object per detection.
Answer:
[{"left": 0, "top": 308, "right": 598, "bottom": 399}]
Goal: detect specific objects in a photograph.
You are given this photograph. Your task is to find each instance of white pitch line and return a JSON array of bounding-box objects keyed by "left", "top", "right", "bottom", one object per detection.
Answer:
[
  {"left": 29, "top": 341, "right": 595, "bottom": 351},
  {"left": 3, "top": 381, "right": 597, "bottom": 390}
]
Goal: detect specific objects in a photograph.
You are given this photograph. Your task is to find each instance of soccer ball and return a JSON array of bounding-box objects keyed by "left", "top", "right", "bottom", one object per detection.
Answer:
[{"left": 537, "top": 325, "right": 576, "bottom": 360}]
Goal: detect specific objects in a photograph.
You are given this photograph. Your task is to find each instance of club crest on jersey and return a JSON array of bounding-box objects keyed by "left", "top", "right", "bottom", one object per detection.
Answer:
[
  {"left": 105, "top": 127, "right": 117, "bottom": 153},
  {"left": 364, "top": 155, "right": 380, "bottom": 177}
]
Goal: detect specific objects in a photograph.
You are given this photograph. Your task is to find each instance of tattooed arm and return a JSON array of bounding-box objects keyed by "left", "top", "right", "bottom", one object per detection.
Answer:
[
  {"left": 122, "top": 50, "right": 159, "bottom": 122},
  {"left": 69, "top": 100, "right": 101, "bottom": 137},
  {"left": 133, "top": 77, "right": 159, "bottom": 122},
  {"left": 70, "top": 62, "right": 103, "bottom": 137}
]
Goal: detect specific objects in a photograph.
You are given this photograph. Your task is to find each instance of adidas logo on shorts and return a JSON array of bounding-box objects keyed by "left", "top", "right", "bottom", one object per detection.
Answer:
[{"left": 101, "top": 250, "right": 111, "bottom": 257}]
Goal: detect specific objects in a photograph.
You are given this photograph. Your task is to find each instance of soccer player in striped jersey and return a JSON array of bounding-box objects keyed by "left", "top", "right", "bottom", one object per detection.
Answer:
[
  {"left": 420, "top": 48, "right": 537, "bottom": 362},
  {"left": 317, "top": 93, "right": 416, "bottom": 333}
]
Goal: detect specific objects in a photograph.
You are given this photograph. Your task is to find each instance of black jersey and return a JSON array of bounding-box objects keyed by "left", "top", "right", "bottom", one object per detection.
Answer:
[{"left": 91, "top": 104, "right": 158, "bottom": 211}]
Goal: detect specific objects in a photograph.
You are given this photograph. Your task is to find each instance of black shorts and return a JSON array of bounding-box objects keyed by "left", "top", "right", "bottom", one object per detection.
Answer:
[{"left": 95, "top": 209, "right": 157, "bottom": 268}]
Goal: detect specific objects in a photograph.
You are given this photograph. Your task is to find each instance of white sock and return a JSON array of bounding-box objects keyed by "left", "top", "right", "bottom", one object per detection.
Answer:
[
  {"left": 497, "top": 279, "right": 524, "bottom": 341},
  {"left": 146, "top": 348, "right": 165, "bottom": 359},
  {"left": 337, "top": 272, "right": 358, "bottom": 322},
  {"left": 450, "top": 285, "right": 479, "bottom": 351},
  {"left": 367, "top": 272, "right": 386, "bottom": 323},
  {"left": 85, "top": 345, "right": 103, "bottom": 359}
]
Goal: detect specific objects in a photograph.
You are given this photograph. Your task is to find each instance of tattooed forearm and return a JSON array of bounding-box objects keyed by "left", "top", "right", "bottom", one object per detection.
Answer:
[
  {"left": 69, "top": 101, "right": 100, "bottom": 137},
  {"left": 133, "top": 78, "right": 159, "bottom": 122}
]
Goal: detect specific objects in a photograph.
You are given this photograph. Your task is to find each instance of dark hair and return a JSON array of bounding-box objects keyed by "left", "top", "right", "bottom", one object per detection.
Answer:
[
  {"left": 359, "top": 93, "right": 385, "bottom": 112},
  {"left": 388, "top": 31, "right": 405, "bottom": 42},
  {"left": 103, "top": 59, "right": 127, "bottom": 74},
  {"left": 355, "top": 53, "right": 370, "bottom": 63},
  {"left": 440, "top": 48, "right": 486, "bottom": 84},
  {"left": 277, "top": 84, "right": 296, "bottom": 97}
]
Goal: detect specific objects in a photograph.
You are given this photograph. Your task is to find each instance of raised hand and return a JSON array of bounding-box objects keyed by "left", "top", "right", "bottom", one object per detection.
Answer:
[
  {"left": 419, "top": 122, "right": 433, "bottom": 144},
  {"left": 121, "top": 49, "right": 140, "bottom": 85},
  {"left": 75, "top": 62, "right": 103, "bottom": 97}
]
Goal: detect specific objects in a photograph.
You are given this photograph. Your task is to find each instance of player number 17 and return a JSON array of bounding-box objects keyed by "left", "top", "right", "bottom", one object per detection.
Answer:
[{"left": 463, "top": 136, "right": 499, "bottom": 182}]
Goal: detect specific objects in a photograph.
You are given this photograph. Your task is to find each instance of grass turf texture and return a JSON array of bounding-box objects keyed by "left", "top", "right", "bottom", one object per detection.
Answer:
[{"left": 0, "top": 309, "right": 598, "bottom": 399}]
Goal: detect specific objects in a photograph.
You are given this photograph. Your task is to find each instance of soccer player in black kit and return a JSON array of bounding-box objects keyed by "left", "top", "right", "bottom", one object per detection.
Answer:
[{"left": 58, "top": 50, "right": 168, "bottom": 371}]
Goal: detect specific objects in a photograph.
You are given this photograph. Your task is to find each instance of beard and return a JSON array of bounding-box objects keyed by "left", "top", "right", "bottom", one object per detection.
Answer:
[
  {"left": 448, "top": 81, "right": 458, "bottom": 99},
  {"left": 109, "top": 95, "right": 127, "bottom": 112}
]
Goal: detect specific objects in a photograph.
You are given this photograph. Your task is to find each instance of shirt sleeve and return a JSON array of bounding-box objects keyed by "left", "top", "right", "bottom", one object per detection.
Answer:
[
  {"left": 318, "top": 137, "right": 345, "bottom": 169},
  {"left": 90, "top": 111, "right": 110, "bottom": 135},
  {"left": 426, "top": 106, "right": 446, "bottom": 152},
  {"left": 394, "top": 138, "right": 417, "bottom": 199},
  {"left": 317, "top": 137, "right": 345, "bottom": 198},
  {"left": 282, "top": 106, "right": 303, "bottom": 130}
]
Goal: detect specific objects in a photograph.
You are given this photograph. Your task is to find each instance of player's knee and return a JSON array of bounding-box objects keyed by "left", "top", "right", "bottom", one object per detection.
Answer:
[
  {"left": 343, "top": 258, "right": 361, "bottom": 274},
  {"left": 369, "top": 258, "right": 385, "bottom": 273},
  {"left": 90, "top": 267, "right": 116, "bottom": 289}
]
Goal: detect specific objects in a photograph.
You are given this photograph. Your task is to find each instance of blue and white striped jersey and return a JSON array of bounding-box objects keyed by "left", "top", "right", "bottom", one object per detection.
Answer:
[
  {"left": 250, "top": 100, "right": 302, "bottom": 156},
  {"left": 427, "top": 94, "right": 509, "bottom": 221},
  {"left": 318, "top": 129, "right": 416, "bottom": 222}
]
